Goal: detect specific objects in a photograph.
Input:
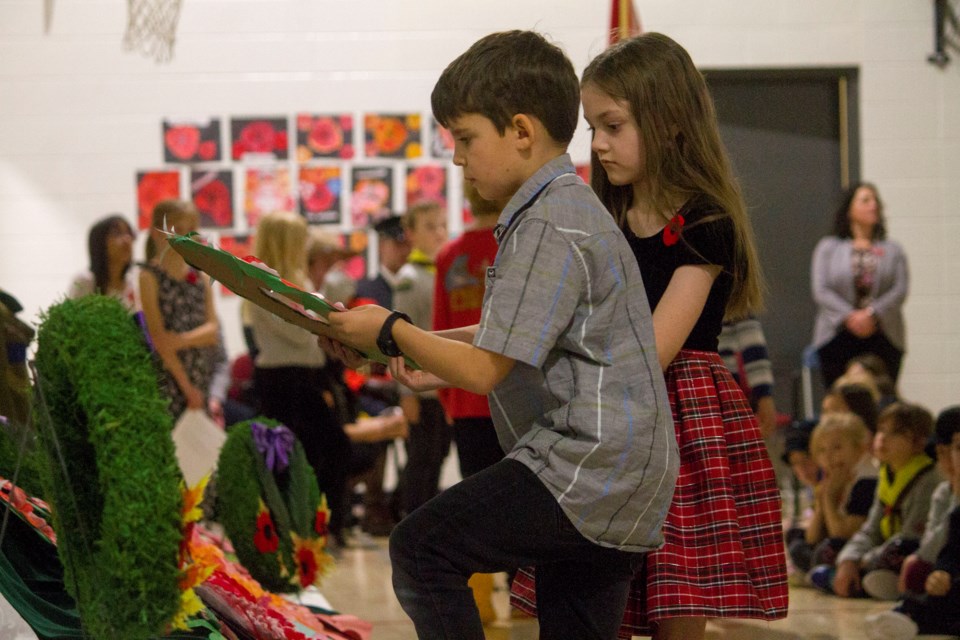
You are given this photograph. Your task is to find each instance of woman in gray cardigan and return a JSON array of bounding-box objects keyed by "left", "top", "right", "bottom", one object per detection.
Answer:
[{"left": 811, "top": 182, "right": 909, "bottom": 388}]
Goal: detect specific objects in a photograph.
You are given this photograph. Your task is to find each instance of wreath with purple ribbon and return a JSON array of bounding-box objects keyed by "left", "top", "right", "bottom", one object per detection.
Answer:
[{"left": 215, "top": 418, "right": 332, "bottom": 593}]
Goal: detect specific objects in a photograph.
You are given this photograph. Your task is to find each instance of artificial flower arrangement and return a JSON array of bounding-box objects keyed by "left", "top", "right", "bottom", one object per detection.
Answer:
[
  {"left": 33, "top": 295, "right": 184, "bottom": 639},
  {"left": 216, "top": 418, "right": 334, "bottom": 594}
]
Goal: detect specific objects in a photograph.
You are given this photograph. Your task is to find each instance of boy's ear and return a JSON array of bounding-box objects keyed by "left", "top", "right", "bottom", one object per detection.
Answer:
[{"left": 509, "top": 114, "right": 536, "bottom": 150}]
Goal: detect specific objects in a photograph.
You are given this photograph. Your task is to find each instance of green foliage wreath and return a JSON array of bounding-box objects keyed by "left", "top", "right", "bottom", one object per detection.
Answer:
[
  {"left": 33, "top": 295, "right": 183, "bottom": 640},
  {"left": 217, "top": 418, "right": 332, "bottom": 594}
]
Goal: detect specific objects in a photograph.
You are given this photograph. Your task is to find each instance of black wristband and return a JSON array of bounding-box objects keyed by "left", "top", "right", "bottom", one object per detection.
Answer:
[{"left": 376, "top": 310, "right": 412, "bottom": 358}]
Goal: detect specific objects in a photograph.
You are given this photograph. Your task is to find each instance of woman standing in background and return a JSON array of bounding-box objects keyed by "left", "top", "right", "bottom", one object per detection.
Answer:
[{"left": 811, "top": 182, "right": 909, "bottom": 388}]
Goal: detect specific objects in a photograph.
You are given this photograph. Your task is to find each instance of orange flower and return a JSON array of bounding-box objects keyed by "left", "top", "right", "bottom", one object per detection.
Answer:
[{"left": 290, "top": 533, "right": 333, "bottom": 588}]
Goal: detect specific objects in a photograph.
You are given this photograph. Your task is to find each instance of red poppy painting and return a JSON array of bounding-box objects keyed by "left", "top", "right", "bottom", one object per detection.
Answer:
[
  {"left": 341, "top": 231, "right": 369, "bottom": 282},
  {"left": 244, "top": 166, "right": 294, "bottom": 228},
  {"left": 298, "top": 166, "right": 342, "bottom": 224},
  {"left": 162, "top": 118, "right": 221, "bottom": 163},
  {"left": 364, "top": 113, "right": 421, "bottom": 159},
  {"left": 406, "top": 165, "right": 447, "bottom": 208},
  {"left": 136, "top": 170, "right": 181, "bottom": 230},
  {"left": 296, "top": 113, "right": 354, "bottom": 161},
  {"left": 350, "top": 166, "right": 393, "bottom": 228},
  {"left": 191, "top": 170, "right": 235, "bottom": 229},
  {"left": 231, "top": 117, "right": 289, "bottom": 161},
  {"left": 575, "top": 164, "right": 591, "bottom": 185},
  {"left": 430, "top": 118, "right": 455, "bottom": 159}
]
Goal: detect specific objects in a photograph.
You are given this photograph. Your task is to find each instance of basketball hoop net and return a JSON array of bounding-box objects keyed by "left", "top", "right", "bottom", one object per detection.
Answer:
[{"left": 123, "top": 0, "right": 184, "bottom": 63}]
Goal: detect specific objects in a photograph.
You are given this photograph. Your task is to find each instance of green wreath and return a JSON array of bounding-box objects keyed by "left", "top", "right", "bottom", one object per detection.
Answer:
[
  {"left": 33, "top": 295, "right": 183, "bottom": 640},
  {"left": 216, "top": 418, "right": 333, "bottom": 593}
]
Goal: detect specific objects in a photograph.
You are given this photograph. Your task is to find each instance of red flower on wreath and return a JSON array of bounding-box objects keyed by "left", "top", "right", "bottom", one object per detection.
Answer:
[
  {"left": 253, "top": 501, "right": 279, "bottom": 554},
  {"left": 663, "top": 213, "right": 685, "bottom": 246},
  {"left": 295, "top": 544, "right": 318, "bottom": 588},
  {"left": 314, "top": 495, "right": 330, "bottom": 536}
]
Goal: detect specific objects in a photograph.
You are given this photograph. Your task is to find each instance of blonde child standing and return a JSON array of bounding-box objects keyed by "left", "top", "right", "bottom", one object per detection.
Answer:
[{"left": 527, "top": 32, "right": 789, "bottom": 640}]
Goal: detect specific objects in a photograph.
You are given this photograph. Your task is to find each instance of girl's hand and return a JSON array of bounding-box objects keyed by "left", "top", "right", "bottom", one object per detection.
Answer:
[
  {"left": 184, "top": 383, "right": 205, "bottom": 410},
  {"left": 833, "top": 560, "right": 861, "bottom": 597},
  {"left": 926, "top": 570, "right": 951, "bottom": 597},
  {"left": 388, "top": 356, "right": 447, "bottom": 392}
]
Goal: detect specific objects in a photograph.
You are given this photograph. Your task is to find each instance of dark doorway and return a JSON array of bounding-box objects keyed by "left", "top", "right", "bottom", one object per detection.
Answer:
[{"left": 705, "top": 69, "right": 860, "bottom": 418}]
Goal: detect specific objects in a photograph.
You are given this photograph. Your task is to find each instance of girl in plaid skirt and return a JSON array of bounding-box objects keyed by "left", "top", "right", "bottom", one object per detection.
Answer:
[{"left": 511, "top": 33, "right": 788, "bottom": 639}]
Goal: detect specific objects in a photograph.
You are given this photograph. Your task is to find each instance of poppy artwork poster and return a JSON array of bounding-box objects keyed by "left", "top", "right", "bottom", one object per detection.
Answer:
[
  {"left": 217, "top": 234, "right": 255, "bottom": 296},
  {"left": 163, "top": 118, "right": 222, "bottom": 164},
  {"left": 340, "top": 230, "right": 369, "bottom": 282},
  {"left": 231, "top": 117, "right": 289, "bottom": 161},
  {"left": 244, "top": 166, "right": 294, "bottom": 229},
  {"left": 364, "top": 113, "right": 421, "bottom": 160},
  {"left": 299, "top": 166, "right": 342, "bottom": 225},
  {"left": 296, "top": 114, "right": 354, "bottom": 161},
  {"left": 430, "top": 118, "right": 455, "bottom": 159},
  {"left": 191, "top": 169, "right": 235, "bottom": 229},
  {"left": 406, "top": 165, "right": 447, "bottom": 209},
  {"left": 136, "top": 170, "right": 181, "bottom": 230},
  {"left": 350, "top": 166, "right": 393, "bottom": 228}
]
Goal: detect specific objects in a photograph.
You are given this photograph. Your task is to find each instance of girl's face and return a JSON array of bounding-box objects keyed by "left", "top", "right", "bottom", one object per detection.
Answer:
[
  {"left": 848, "top": 186, "right": 880, "bottom": 231},
  {"left": 813, "top": 430, "right": 864, "bottom": 477},
  {"left": 107, "top": 222, "right": 134, "bottom": 266},
  {"left": 581, "top": 82, "right": 646, "bottom": 188},
  {"left": 873, "top": 421, "right": 922, "bottom": 470}
]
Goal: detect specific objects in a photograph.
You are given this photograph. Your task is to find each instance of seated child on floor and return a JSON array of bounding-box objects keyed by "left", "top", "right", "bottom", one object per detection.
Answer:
[
  {"left": 812, "top": 401, "right": 941, "bottom": 597},
  {"left": 865, "top": 416, "right": 960, "bottom": 639},
  {"left": 788, "top": 412, "right": 876, "bottom": 574}
]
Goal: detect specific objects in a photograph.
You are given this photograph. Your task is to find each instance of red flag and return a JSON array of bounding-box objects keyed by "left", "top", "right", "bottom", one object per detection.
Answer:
[{"left": 609, "top": 0, "right": 642, "bottom": 45}]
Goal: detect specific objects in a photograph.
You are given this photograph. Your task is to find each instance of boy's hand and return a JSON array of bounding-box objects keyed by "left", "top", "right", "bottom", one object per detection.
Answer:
[
  {"left": 389, "top": 356, "right": 447, "bottom": 392},
  {"left": 834, "top": 560, "right": 861, "bottom": 597},
  {"left": 317, "top": 334, "right": 369, "bottom": 369},
  {"left": 926, "top": 570, "right": 951, "bottom": 597},
  {"left": 322, "top": 304, "right": 391, "bottom": 353}
]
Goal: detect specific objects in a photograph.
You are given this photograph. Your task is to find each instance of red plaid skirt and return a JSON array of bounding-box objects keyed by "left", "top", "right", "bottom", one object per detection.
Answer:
[{"left": 510, "top": 350, "right": 788, "bottom": 636}]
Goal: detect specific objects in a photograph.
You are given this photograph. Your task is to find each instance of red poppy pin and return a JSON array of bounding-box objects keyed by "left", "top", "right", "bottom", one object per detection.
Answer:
[
  {"left": 185, "top": 269, "right": 198, "bottom": 285},
  {"left": 663, "top": 213, "right": 685, "bottom": 246}
]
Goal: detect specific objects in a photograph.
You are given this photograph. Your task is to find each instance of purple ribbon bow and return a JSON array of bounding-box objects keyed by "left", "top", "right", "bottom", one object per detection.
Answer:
[{"left": 250, "top": 421, "right": 295, "bottom": 473}]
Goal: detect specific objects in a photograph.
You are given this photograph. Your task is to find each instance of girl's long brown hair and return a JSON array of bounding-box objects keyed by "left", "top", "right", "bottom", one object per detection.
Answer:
[{"left": 583, "top": 33, "right": 764, "bottom": 318}]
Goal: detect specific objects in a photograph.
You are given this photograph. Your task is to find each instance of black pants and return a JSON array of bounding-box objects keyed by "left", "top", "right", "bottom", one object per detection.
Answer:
[
  {"left": 398, "top": 397, "right": 451, "bottom": 516},
  {"left": 817, "top": 328, "right": 903, "bottom": 388},
  {"left": 452, "top": 416, "right": 504, "bottom": 479},
  {"left": 255, "top": 365, "right": 352, "bottom": 538}
]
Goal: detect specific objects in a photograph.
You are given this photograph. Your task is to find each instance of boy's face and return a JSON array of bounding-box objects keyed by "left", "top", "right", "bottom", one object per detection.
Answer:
[
  {"left": 812, "top": 430, "right": 864, "bottom": 478},
  {"left": 449, "top": 113, "right": 524, "bottom": 202},
  {"left": 408, "top": 208, "right": 448, "bottom": 259},
  {"left": 873, "top": 420, "right": 924, "bottom": 470},
  {"left": 581, "top": 82, "right": 645, "bottom": 189}
]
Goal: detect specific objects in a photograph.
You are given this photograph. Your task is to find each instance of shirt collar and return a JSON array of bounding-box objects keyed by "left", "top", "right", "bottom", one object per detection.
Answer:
[{"left": 494, "top": 154, "right": 574, "bottom": 241}]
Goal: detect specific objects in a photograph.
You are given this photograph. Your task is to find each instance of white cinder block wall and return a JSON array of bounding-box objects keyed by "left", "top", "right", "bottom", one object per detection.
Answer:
[{"left": 1, "top": 0, "right": 957, "bottom": 413}]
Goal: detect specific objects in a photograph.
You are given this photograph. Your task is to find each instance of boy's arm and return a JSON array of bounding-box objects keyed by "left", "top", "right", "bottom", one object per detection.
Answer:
[
  {"left": 320, "top": 306, "right": 512, "bottom": 395},
  {"left": 836, "top": 497, "right": 885, "bottom": 566}
]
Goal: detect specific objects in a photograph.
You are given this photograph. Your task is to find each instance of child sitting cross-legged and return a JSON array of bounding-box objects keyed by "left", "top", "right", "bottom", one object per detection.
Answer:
[
  {"left": 810, "top": 401, "right": 941, "bottom": 597},
  {"left": 788, "top": 412, "right": 876, "bottom": 576}
]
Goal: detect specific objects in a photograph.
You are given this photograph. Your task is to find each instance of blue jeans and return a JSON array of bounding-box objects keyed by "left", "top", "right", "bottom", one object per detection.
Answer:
[{"left": 389, "top": 458, "right": 645, "bottom": 639}]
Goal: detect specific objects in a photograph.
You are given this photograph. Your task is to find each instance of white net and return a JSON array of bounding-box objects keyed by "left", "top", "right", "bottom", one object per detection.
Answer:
[{"left": 123, "top": 0, "right": 184, "bottom": 63}]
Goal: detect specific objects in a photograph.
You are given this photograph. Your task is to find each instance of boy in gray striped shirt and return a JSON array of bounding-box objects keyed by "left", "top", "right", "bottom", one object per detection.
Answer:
[{"left": 318, "top": 30, "right": 678, "bottom": 640}]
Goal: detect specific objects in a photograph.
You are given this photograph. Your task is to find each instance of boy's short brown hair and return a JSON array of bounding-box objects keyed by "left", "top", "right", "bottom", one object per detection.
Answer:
[
  {"left": 431, "top": 30, "right": 580, "bottom": 145},
  {"left": 878, "top": 401, "right": 934, "bottom": 443}
]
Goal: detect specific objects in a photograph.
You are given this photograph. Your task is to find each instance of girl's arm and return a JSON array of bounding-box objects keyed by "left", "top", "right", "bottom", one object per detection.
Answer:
[
  {"left": 139, "top": 269, "right": 202, "bottom": 406},
  {"left": 820, "top": 478, "right": 867, "bottom": 539},
  {"left": 174, "top": 274, "right": 219, "bottom": 349},
  {"left": 805, "top": 483, "right": 827, "bottom": 545},
  {"left": 652, "top": 264, "right": 721, "bottom": 371}
]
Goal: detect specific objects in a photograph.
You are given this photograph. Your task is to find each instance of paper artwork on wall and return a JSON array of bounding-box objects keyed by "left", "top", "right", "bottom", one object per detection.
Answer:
[
  {"left": 296, "top": 114, "right": 354, "bottom": 161},
  {"left": 575, "top": 164, "right": 591, "bottom": 185},
  {"left": 341, "top": 230, "right": 370, "bottom": 283},
  {"left": 364, "top": 113, "right": 421, "bottom": 159},
  {"left": 350, "top": 166, "right": 393, "bottom": 228},
  {"left": 299, "top": 166, "right": 342, "bottom": 225},
  {"left": 163, "top": 118, "right": 222, "bottom": 164},
  {"left": 430, "top": 118, "right": 454, "bottom": 159},
  {"left": 230, "top": 117, "right": 289, "bottom": 161},
  {"left": 217, "top": 234, "right": 255, "bottom": 296},
  {"left": 191, "top": 169, "right": 235, "bottom": 229},
  {"left": 244, "top": 166, "right": 294, "bottom": 228},
  {"left": 406, "top": 165, "right": 447, "bottom": 208},
  {"left": 136, "top": 170, "right": 181, "bottom": 230}
]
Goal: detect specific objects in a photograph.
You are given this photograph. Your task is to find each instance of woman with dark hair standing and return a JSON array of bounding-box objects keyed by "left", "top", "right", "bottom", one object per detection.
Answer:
[
  {"left": 67, "top": 214, "right": 139, "bottom": 312},
  {"left": 811, "top": 182, "right": 909, "bottom": 388}
]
